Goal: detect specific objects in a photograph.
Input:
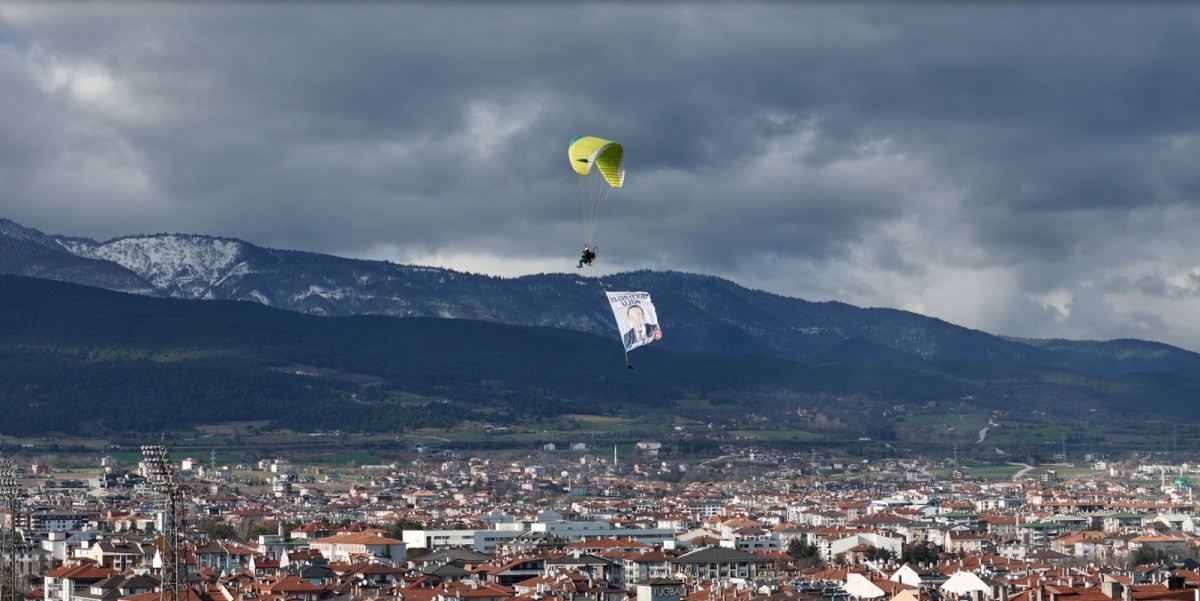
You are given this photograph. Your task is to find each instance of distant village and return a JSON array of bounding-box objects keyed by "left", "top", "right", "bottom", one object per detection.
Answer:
[{"left": 5, "top": 443, "right": 1200, "bottom": 601}]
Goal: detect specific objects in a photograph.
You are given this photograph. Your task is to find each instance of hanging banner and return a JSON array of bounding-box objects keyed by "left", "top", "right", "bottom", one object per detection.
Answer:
[{"left": 606, "top": 291, "right": 663, "bottom": 352}]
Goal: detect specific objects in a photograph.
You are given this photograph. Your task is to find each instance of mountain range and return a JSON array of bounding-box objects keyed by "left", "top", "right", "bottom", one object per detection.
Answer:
[
  {"left": 5, "top": 216, "right": 1200, "bottom": 437},
  {"left": 4, "top": 217, "right": 1198, "bottom": 379}
]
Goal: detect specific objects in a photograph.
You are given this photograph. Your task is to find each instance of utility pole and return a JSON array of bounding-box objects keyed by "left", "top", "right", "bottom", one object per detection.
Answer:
[{"left": 142, "top": 445, "right": 184, "bottom": 601}]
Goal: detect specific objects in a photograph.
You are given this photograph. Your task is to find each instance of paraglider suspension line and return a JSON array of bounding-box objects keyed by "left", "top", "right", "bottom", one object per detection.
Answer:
[{"left": 579, "top": 176, "right": 614, "bottom": 247}]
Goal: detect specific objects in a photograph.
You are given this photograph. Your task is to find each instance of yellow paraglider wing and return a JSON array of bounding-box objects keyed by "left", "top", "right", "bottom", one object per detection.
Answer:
[{"left": 568, "top": 136, "right": 625, "bottom": 188}]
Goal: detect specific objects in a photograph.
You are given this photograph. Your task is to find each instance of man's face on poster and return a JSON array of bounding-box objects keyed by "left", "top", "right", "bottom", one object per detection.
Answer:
[{"left": 628, "top": 305, "right": 645, "bottom": 331}]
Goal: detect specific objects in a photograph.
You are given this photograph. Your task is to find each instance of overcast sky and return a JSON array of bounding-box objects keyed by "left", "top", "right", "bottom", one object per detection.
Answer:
[{"left": 3, "top": 3, "right": 1200, "bottom": 350}]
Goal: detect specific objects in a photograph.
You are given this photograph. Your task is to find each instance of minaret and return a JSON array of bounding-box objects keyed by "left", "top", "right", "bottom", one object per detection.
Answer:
[{"left": 613, "top": 445, "right": 618, "bottom": 468}]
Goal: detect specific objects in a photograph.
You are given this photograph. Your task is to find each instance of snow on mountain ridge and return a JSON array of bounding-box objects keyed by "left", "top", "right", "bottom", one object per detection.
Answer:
[
  {"left": 50, "top": 230, "right": 424, "bottom": 308},
  {"left": 64, "top": 234, "right": 247, "bottom": 292}
]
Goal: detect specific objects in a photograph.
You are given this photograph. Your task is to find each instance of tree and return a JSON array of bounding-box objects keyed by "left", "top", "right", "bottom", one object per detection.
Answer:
[
  {"left": 901, "top": 541, "right": 943, "bottom": 565},
  {"left": 233, "top": 517, "right": 274, "bottom": 543},
  {"left": 786, "top": 538, "right": 824, "bottom": 569},
  {"left": 198, "top": 518, "right": 236, "bottom": 541},
  {"left": 1131, "top": 547, "right": 1168, "bottom": 566},
  {"left": 386, "top": 518, "right": 424, "bottom": 540}
]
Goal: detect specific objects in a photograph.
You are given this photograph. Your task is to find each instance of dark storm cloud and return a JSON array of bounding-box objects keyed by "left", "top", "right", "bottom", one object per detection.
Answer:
[{"left": 3, "top": 3, "right": 1200, "bottom": 348}]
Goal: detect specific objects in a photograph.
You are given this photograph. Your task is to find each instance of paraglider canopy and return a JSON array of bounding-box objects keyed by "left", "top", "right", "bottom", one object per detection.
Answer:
[
  {"left": 568, "top": 135, "right": 625, "bottom": 248},
  {"left": 568, "top": 136, "right": 625, "bottom": 188}
]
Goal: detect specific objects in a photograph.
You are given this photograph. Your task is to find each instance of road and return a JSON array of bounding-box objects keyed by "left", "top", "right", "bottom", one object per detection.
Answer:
[
  {"left": 700, "top": 455, "right": 731, "bottom": 466},
  {"left": 1009, "top": 462, "right": 1034, "bottom": 480},
  {"left": 976, "top": 419, "right": 997, "bottom": 444}
]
